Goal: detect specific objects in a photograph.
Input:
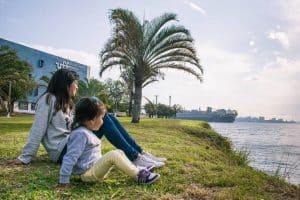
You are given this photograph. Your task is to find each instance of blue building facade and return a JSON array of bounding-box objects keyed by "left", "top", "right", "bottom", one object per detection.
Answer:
[{"left": 0, "top": 38, "right": 90, "bottom": 113}]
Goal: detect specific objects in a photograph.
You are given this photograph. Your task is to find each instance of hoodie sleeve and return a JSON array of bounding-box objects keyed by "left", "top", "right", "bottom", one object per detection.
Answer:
[
  {"left": 18, "top": 94, "right": 55, "bottom": 164},
  {"left": 59, "top": 131, "right": 87, "bottom": 184}
]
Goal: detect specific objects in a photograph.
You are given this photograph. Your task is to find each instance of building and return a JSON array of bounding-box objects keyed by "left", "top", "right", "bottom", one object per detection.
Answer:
[{"left": 0, "top": 38, "right": 90, "bottom": 114}]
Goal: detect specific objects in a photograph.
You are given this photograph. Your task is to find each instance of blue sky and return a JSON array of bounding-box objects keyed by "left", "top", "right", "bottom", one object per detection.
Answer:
[{"left": 1, "top": 0, "right": 300, "bottom": 120}]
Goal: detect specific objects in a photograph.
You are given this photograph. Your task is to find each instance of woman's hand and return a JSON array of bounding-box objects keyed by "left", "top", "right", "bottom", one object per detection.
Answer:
[
  {"left": 6, "top": 159, "right": 24, "bottom": 165},
  {"left": 55, "top": 183, "right": 71, "bottom": 192}
]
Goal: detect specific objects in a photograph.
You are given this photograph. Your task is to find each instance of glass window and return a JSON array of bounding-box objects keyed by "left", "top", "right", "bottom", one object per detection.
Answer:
[
  {"left": 18, "top": 101, "right": 28, "bottom": 110},
  {"left": 31, "top": 103, "right": 36, "bottom": 111}
]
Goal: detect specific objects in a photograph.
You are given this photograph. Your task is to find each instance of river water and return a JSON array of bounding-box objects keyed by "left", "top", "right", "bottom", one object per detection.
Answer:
[{"left": 209, "top": 122, "right": 300, "bottom": 185}]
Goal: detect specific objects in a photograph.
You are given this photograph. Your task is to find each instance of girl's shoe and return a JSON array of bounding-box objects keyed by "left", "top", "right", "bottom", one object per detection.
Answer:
[
  {"left": 136, "top": 169, "right": 160, "bottom": 184},
  {"left": 143, "top": 151, "right": 167, "bottom": 163}
]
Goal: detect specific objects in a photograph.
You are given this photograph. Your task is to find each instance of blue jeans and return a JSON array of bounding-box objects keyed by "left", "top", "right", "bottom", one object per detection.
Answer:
[{"left": 93, "top": 114, "right": 142, "bottom": 161}]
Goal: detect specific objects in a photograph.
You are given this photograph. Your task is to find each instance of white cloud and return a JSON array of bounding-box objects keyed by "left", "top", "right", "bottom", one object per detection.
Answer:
[
  {"left": 276, "top": 24, "right": 281, "bottom": 29},
  {"left": 183, "top": 0, "right": 207, "bottom": 16},
  {"left": 268, "top": 31, "right": 290, "bottom": 49},
  {"left": 276, "top": 0, "right": 300, "bottom": 49},
  {"left": 249, "top": 41, "right": 255, "bottom": 46},
  {"left": 249, "top": 40, "right": 257, "bottom": 53},
  {"left": 251, "top": 48, "right": 258, "bottom": 53},
  {"left": 248, "top": 56, "right": 300, "bottom": 120}
]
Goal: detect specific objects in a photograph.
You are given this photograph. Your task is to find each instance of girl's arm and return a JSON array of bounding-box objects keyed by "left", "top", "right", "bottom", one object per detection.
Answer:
[
  {"left": 59, "top": 131, "right": 86, "bottom": 184},
  {"left": 17, "top": 94, "right": 54, "bottom": 164}
]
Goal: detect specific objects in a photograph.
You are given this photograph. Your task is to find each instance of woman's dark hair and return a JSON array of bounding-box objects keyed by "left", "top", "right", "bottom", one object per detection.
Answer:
[
  {"left": 46, "top": 68, "right": 79, "bottom": 112},
  {"left": 71, "top": 96, "right": 106, "bottom": 130}
]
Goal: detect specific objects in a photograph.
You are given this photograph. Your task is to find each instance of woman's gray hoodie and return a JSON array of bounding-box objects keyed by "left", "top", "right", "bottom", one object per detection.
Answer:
[{"left": 18, "top": 94, "right": 73, "bottom": 164}]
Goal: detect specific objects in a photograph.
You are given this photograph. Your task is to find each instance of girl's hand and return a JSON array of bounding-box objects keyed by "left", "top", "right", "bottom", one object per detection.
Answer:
[
  {"left": 6, "top": 159, "right": 24, "bottom": 165},
  {"left": 55, "top": 183, "right": 71, "bottom": 192}
]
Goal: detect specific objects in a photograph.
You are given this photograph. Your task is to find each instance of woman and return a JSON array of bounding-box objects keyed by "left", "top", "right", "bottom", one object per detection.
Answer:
[{"left": 8, "top": 68, "right": 166, "bottom": 168}]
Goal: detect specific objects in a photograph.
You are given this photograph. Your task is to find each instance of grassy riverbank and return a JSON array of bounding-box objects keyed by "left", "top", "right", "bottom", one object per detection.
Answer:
[{"left": 0, "top": 115, "right": 299, "bottom": 199}]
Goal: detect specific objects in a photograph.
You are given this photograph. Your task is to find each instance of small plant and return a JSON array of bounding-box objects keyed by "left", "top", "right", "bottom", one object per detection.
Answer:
[{"left": 231, "top": 148, "right": 250, "bottom": 166}]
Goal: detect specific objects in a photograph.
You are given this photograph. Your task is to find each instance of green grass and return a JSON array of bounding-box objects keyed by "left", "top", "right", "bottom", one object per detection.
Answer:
[{"left": 0, "top": 115, "right": 299, "bottom": 199}]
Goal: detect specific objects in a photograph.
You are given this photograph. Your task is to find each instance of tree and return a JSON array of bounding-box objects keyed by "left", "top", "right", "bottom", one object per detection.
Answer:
[
  {"left": 143, "top": 96, "right": 156, "bottom": 118},
  {"left": 172, "top": 104, "right": 183, "bottom": 117},
  {"left": 104, "top": 78, "right": 128, "bottom": 113},
  {"left": 77, "top": 78, "right": 109, "bottom": 105},
  {"left": 39, "top": 71, "right": 56, "bottom": 88},
  {"left": 0, "top": 45, "right": 35, "bottom": 113},
  {"left": 144, "top": 101, "right": 183, "bottom": 118},
  {"left": 100, "top": 9, "right": 203, "bottom": 123}
]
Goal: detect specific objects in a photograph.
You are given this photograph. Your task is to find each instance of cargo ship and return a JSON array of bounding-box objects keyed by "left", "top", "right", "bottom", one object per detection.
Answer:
[{"left": 176, "top": 107, "right": 238, "bottom": 123}]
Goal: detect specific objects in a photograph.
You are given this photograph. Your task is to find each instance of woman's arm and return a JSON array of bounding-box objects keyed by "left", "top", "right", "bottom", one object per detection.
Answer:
[{"left": 17, "top": 94, "right": 54, "bottom": 164}]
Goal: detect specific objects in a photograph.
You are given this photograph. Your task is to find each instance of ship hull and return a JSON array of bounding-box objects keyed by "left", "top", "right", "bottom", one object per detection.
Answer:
[{"left": 176, "top": 113, "right": 236, "bottom": 123}]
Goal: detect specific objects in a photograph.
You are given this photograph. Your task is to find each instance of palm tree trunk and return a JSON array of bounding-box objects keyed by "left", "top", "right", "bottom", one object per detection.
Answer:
[
  {"left": 131, "top": 82, "right": 142, "bottom": 123},
  {"left": 128, "top": 88, "right": 133, "bottom": 117}
]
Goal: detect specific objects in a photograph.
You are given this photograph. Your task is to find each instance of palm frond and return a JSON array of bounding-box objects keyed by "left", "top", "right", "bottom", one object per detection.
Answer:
[
  {"left": 148, "top": 49, "right": 200, "bottom": 66},
  {"left": 100, "top": 59, "right": 130, "bottom": 77},
  {"left": 150, "top": 56, "right": 200, "bottom": 70},
  {"left": 144, "top": 25, "right": 190, "bottom": 58},
  {"left": 146, "top": 41, "right": 197, "bottom": 64},
  {"left": 143, "top": 13, "right": 177, "bottom": 49},
  {"left": 153, "top": 63, "right": 203, "bottom": 82}
]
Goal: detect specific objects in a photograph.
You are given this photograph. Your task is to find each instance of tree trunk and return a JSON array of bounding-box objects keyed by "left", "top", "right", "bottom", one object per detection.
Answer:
[
  {"left": 131, "top": 82, "right": 142, "bottom": 123},
  {"left": 128, "top": 89, "right": 133, "bottom": 117}
]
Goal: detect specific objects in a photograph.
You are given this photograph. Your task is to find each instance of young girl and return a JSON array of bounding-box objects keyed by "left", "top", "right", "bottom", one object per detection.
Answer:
[{"left": 58, "top": 97, "right": 160, "bottom": 187}]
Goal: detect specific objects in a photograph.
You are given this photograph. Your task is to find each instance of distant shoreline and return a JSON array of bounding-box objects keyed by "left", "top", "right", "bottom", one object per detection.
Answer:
[{"left": 233, "top": 121, "right": 298, "bottom": 124}]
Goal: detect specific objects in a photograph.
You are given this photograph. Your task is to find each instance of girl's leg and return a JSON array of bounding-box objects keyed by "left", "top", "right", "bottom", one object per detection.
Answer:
[
  {"left": 94, "top": 114, "right": 140, "bottom": 161},
  {"left": 108, "top": 114, "right": 143, "bottom": 153},
  {"left": 81, "top": 150, "right": 139, "bottom": 182}
]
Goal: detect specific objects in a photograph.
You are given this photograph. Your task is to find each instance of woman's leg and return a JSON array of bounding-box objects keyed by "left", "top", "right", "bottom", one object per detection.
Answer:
[
  {"left": 81, "top": 150, "right": 139, "bottom": 182},
  {"left": 94, "top": 114, "right": 140, "bottom": 161},
  {"left": 107, "top": 114, "right": 143, "bottom": 153}
]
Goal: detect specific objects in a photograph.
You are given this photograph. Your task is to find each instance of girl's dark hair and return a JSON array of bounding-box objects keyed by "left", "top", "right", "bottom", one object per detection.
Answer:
[
  {"left": 46, "top": 68, "right": 79, "bottom": 112},
  {"left": 71, "top": 96, "right": 106, "bottom": 130}
]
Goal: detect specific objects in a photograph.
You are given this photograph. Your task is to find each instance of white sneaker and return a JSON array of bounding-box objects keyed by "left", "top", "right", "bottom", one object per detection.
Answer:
[
  {"left": 142, "top": 155, "right": 165, "bottom": 168},
  {"left": 133, "top": 155, "right": 155, "bottom": 168},
  {"left": 143, "top": 151, "right": 167, "bottom": 163},
  {"left": 133, "top": 155, "right": 164, "bottom": 168}
]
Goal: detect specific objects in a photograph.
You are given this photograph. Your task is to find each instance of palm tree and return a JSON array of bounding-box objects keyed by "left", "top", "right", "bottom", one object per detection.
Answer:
[
  {"left": 100, "top": 8, "right": 203, "bottom": 123},
  {"left": 76, "top": 78, "right": 108, "bottom": 103}
]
